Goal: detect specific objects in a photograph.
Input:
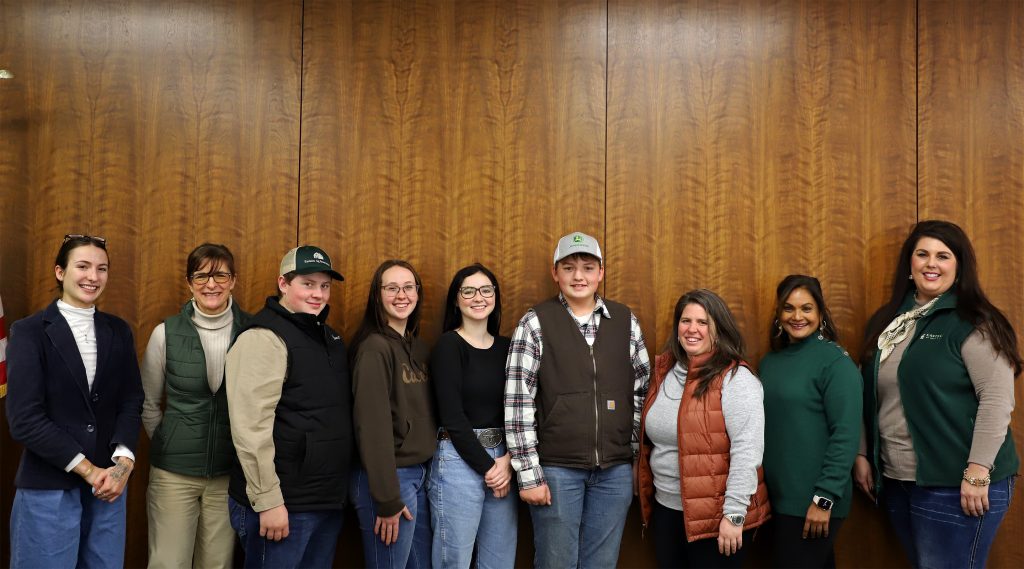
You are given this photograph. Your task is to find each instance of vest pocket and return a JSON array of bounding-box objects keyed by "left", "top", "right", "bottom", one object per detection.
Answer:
[
  {"left": 302, "top": 432, "right": 345, "bottom": 476},
  {"left": 154, "top": 417, "right": 179, "bottom": 452},
  {"left": 604, "top": 389, "right": 634, "bottom": 445}
]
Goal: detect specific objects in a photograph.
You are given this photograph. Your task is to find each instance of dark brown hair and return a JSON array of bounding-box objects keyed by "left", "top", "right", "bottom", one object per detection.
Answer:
[
  {"left": 862, "top": 220, "right": 1022, "bottom": 375},
  {"left": 768, "top": 274, "right": 838, "bottom": 351},
  {"left": 664, "top": 289, "right": 751, "bottom": 399},
  {"left": 186, "top": 243, "right": 236, "bottom": 281},
  {"left": 54, "top": 235, "right": 109, "bottom": 291},
  {"left": 349, "top": 260, "right": 424, "bottom": 358},
  {"left": 442, "top": 263, "right": 502, "bottom": 336}
]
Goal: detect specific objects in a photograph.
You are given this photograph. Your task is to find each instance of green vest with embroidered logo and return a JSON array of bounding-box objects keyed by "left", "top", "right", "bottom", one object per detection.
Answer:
[
  {"left": 150, "top": 301, "right": 252, "bottom": 477},
  {"left": 865, "top": 292, "right": 1019, "bottom": 491}
]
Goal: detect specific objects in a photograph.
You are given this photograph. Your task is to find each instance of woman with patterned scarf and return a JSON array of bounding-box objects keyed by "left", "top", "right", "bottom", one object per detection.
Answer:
[{"left": 856, "top": 220, "right": 1021, "bottom": 569}]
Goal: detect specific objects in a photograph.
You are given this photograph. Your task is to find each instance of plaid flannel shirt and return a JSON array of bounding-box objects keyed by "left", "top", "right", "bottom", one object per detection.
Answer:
[{"left": 504, "top": 293, "right": 651, "bottom": 489}]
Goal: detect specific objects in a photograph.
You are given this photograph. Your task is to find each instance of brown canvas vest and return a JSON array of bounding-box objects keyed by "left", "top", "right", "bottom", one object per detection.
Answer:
[{"left": 533, "top": 297, "right": 634, "bottom": 469}]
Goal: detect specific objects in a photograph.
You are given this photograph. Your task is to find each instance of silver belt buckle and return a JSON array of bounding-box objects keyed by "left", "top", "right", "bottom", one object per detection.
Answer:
[{"left": 477, "top": 428, "right": 502, "bottom": 449}]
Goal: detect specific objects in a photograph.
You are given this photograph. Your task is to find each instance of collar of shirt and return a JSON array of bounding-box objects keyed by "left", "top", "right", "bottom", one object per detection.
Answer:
[{"left": 556, "top": 292, "right": 610, "bottom": 320}]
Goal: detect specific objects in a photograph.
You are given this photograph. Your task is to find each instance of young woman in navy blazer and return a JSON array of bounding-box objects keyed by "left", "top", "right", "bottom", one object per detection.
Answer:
[{"left": 6, "top": 234, "right": 144, "bottom": 569}]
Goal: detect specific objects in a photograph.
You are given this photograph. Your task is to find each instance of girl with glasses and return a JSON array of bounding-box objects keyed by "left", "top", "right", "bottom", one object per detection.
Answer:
[
  {"left": 427, "top": 264, "right": 516, "bottom": 568},
  {"left": 350, "top": 260, "right": 437, "bottom": 568},
  {"left": 140, "top": 243, "right": 251, "bottom": 568},
  {"left": 6, "top": 234, "right": 144, "bottom": 568}
]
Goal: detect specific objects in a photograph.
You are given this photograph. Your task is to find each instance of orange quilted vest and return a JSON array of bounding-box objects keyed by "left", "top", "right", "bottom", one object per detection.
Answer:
[{"left": 638, "top": 352, "right": 771, "bottom": 541}]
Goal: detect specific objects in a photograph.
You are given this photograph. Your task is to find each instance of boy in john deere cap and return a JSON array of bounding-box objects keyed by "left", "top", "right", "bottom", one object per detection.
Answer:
[
  {"left": 225, "top": 245, "right": 354, "bottom": 568},
  {"left": 505, "top": 231, "right": 651, "bottom": 568}
]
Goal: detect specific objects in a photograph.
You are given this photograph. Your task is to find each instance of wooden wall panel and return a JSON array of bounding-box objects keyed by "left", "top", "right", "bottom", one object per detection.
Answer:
[
  {"left": 300, "top": 1, "right": 606, "bottom": 564},
  {"left": 0, "top": 1, "right": 301, "bottom": 567},
  {"left": 3, "top": 0, "right": 1023, "bottom": 567},
  {"left": 919, "top": 1, "right": 1024, "bottom": 567},
  {"left": 606, "top": 1, "right": 917, "bottom": 567},
  {"left": 300, "top": 0, "right": 607, "bottom": 345},
  {"left": 0, "top": 3, "right": 29, "bottom": 564}
]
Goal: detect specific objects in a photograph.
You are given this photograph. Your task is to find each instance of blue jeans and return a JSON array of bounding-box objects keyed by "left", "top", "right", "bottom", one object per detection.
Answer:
[
  {"left": 10, "top": 486, "right": 127, "bottom": 569},
  {"left": 227, "top": 497, "right": 343, "bottom": 569},
  {"left": 529, "top": 463, "right": 633, "bottom": 569},
  {"left": 351, "top": 463, "right": 432, "bottom": 568},
  {"left": 882, "top": 476, "right": 1016, "bottom": 569},
  {"left": 428, "top": 438, "right": 518, "bottom": 569}
]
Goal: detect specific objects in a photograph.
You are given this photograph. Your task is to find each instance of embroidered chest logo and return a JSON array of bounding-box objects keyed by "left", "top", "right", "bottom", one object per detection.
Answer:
[
  {"left": 401, "top": 363, "right": 427, "bottom": 384},
  {"left": 919, "top": 333, "right": 943, "bottom": 340}
]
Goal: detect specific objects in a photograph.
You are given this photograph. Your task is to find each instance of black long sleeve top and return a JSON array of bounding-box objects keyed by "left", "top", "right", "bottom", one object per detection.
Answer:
[{"left": 430, "top": 331, "right": 511, "bottom": 475}]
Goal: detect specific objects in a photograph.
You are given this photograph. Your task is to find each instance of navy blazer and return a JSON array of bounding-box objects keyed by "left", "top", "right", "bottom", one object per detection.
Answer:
[{"left": 6, "top": 300, "right": 144, "bottom": 489}]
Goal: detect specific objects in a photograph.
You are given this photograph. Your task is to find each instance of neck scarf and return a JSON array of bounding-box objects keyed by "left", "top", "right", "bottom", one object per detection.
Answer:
[{"left": 877, "top": 295, "right": 940, "bottom": 362}]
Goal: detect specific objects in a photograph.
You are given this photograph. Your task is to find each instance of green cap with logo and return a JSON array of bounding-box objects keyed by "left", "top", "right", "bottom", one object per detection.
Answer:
[
  {"left": 553, "top": 231, "right": 603, "bottom": 265},
  {"left": 279, "top": 245, "right": 344, "bottom": 281}
]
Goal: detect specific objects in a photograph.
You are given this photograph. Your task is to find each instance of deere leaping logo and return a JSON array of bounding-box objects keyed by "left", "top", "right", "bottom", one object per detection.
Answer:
[
  {"left": 573, "top": 234, "right": 584, "bottom": 244},
  {"left": 313, "top": 252, "right": 325, "bottom": 261}
]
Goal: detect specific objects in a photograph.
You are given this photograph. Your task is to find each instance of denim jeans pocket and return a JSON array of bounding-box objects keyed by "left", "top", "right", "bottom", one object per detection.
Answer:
[
  {"left": 228, "top": 498, "right": 247, "bottom": 538},
  {"left": 986, "top": 476, "right": 1014, "bottom": 514},
  {"left": 436, "top": 439, "right": 460, "bottom": 462}
]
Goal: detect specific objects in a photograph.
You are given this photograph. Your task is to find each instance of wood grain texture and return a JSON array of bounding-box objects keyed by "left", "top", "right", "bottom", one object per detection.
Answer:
[
  {"left": 300, "top": 2, "right": 605, "bottom": 565},
  {"left": 919, "top": 2, "right": 1024, "bottom": 567},
  {"left": 2, "top": 0, "right": 1023, "bottom": 567},
  {"left": 300, "top": 0, "right": 606, "bottom": 347},
  {"left": 606, "top": 1, "right": 917, "bottom": 566},
  {"left": 0, "top": 2, "right": 301, "bottom": 567},
  {"left": 0, "top": 3, "right": 29, "bottom": 564}
]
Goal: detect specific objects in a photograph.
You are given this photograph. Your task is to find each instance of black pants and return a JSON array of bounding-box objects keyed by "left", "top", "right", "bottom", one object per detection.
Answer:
[
  {"left": 768, "top": 513, "right": 844, "bottom": 569},
  {"left": 651, "top": 500, "right": 752, "bottom": 569}
]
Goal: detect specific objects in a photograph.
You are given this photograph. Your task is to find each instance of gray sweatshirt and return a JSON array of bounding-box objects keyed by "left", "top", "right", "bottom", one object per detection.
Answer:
[{"left": 645, "top": 362, "right": 764, "bottom": 516}]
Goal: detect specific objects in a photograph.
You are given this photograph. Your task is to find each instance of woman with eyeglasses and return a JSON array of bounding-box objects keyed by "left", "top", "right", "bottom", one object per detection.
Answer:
[
  {"left": 139, "top": 243, "right": 251, "bottom": 569},
  {"left": 427, "top": 264, "right": 516, "bottom": 569},
  {"left": 637, "top": 289, "right": 770, "bottom": 569},
  {"left": 759, "top": 275, "right": 861, "bottom": 568},
  {"left": 6, "top": 234, "right": 144, "bottom": 568},
  {"left": 856, "top": 220, "right": 1020, "bottom": 569},
  {"left": 349, "top": 260, "right": 438, "bottom": 568}
]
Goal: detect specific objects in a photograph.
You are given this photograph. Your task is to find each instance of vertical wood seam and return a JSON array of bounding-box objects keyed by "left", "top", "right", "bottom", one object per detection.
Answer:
[{"left": 297, "top": 0, "right": 306, "bottom": 246}]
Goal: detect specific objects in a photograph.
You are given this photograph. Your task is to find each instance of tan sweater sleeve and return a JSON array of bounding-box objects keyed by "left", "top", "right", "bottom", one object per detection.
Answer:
[
  {"left": 226, "top": 328, "right": 288, "bottom": 512},
  {"left": 962, "top": 330, "right": 1016, "bottom": 471},
  {"left": 140, "top": 324, "right": 167, "bottom": 439}
]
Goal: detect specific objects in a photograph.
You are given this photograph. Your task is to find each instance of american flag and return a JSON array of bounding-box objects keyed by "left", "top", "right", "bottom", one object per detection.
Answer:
[{"left": 1, "top": 294, "right": 7, "bottom": 398}]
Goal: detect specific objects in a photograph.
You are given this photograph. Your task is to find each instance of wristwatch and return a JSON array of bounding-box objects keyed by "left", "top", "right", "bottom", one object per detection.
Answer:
[
  {"left": 812, "top": 495, "right": 834, "bottom": 511},
  {"left": 724, "top": 514, "right": 745, "bottom": 526}
]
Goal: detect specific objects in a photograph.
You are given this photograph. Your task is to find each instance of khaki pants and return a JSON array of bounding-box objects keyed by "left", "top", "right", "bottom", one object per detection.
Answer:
[{"left": 147, "top": 466, "right": 234, "bottom": 569}]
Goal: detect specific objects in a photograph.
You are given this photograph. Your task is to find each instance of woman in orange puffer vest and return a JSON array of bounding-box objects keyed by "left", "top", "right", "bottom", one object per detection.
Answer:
[{"left": 638, "top": 289, "right": 771, "bottom": 568}]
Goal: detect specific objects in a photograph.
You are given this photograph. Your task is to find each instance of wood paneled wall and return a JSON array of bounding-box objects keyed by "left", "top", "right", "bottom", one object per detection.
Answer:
[
  {"left": 1, "top": 0, "right": 1021, "bottom": 567},
  {"left": 917, "top": 0, "right": 1024, "bottom": 564}
]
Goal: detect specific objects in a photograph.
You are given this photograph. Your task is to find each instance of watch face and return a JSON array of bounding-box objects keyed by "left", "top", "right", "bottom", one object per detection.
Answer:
[{"left": 816, "top": 497, "right": 834, "bottom": 510}]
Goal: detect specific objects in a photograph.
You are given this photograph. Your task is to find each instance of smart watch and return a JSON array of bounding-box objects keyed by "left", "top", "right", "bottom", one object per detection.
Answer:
[{"left": 812, "top": 495, "right": 834, "bottom": 511}]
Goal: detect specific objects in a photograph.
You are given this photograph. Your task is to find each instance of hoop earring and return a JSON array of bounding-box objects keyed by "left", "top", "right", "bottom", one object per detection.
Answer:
[{"left": 774, "top": 319, "right": 783, "bottom": 338}]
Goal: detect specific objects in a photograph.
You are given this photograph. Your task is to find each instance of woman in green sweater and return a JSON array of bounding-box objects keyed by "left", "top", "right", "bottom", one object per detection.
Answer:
[{"left": 759, "top": 275, "right": 861, "bottom": 568}]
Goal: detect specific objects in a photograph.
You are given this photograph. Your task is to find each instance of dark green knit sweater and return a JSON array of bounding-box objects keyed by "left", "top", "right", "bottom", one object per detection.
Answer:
[{"left": 760, "top": 334, "right": 862, "bottom": 518}]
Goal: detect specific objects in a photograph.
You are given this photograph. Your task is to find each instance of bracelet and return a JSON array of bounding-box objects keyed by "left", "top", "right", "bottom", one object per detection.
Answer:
[
  {"left": 962, "top": 468, "right": 991, "bottom": 487},
  {"left": 80, "top": 465, "right": 93, "bottom": 479}
]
